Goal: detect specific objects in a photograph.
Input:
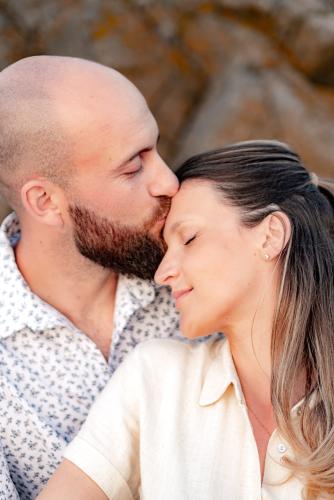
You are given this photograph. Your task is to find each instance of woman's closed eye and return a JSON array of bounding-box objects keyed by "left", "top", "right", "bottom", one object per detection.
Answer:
[{"left": 184, "top": 235, "right": 196, "bottom": 246}]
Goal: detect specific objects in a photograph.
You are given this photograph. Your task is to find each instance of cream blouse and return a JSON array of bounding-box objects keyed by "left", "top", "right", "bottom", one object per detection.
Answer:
[{"left": 64, "top": 337, "right": 304, "bottom": 500}]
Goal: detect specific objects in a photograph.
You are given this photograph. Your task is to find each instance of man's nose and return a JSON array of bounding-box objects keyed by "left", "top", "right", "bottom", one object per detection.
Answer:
[{"left": 149, "top": 155, "right": 179, "bottom": 198}]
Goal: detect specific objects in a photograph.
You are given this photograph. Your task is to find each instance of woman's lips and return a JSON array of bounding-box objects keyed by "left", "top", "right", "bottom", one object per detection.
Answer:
[{"left": 172, "top": 288, "right": 193, "bottom": 307}]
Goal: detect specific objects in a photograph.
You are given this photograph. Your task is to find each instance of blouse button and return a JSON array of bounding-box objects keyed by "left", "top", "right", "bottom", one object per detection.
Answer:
[{"left": 277, "top": 443, "right": 287, "bottom": 453}]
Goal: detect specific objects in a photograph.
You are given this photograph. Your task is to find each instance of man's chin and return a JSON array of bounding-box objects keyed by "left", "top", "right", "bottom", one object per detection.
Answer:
[{"left": 69, "top": 203, "right": 166, "bottom": 279}]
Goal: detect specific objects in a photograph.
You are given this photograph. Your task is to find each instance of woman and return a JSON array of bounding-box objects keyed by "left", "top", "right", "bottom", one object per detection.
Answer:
[{"left": 38, "top": 140, "right": 334, "bottom": 499}]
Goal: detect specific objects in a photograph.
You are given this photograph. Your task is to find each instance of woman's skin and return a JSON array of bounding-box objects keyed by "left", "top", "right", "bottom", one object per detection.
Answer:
[
  {"left": 37, "top": 459, "right": 108, "bottom": 499},
  {"left": 155, "top": 180, "right": 291, "bottom": 476},
  {"left": 38, "top": 179, "right": 292, "bottom": 498}
]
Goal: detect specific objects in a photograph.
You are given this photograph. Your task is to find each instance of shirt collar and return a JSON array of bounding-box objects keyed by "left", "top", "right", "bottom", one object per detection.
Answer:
[
  {"left": 199, "top": 338, "right": 245, "bottom": 407},
  {"left": 0, "top": 212, "right": 158, "bottom": 340},
  {"left": 0, "top": 213, "right": 80, "bottom": 338},
  {"left": 199, "top": 339, "right": 310, "bottom": 426},
  {"left": 112, "top": 273, "right": 157, "bottom": 345}
]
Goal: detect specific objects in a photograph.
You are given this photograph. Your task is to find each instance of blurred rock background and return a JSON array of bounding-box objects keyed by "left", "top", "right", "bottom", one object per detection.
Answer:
[{"left": 1, "top": 0, "right": 334, "bottom": 218}]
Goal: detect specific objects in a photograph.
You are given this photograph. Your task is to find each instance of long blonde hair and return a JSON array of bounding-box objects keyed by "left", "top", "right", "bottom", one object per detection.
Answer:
[
  {"left": 176, "top": 140, "right": 334, "bottom": 498},
  {"left": 271, "top": 176, "right": 334, "bottom": 499}
]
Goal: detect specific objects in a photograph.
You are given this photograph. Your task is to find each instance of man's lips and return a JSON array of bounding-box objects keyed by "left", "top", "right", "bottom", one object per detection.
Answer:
[
  {"left": 154, "top": 217, "right": 167, "bottom": 238},
  {"left": 154, "top": 212, "right": 168, "bottom": 227},
  {"left": 172, "top": 288, "right": 193, "bottom": 306},
  {"left": 157, "top": 215, "right": 167, "bottom": 225},
  {"left": 149, "top": 215, "right": 167, "bottom": 237}
]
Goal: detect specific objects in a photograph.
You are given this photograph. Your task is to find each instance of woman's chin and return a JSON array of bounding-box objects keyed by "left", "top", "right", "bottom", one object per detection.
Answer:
[{"left": 180, "top": 318, "right": 211, "bottom": 340}]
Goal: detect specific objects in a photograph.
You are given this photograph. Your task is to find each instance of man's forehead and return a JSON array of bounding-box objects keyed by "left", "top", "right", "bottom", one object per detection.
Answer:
[
  {"left": 106, "top": 108, "right": 159, "bottom": 167},
  {"left": 57, "top": 73, "right": 148, "bottom": 124},
  {"left": 66, "top": 96, "right": 158, "bottom": 170}
]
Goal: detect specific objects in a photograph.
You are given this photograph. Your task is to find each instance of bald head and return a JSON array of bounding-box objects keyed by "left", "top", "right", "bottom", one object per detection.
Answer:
[{"left": 0, "top": 56, "right": 145, "bottom": 207}]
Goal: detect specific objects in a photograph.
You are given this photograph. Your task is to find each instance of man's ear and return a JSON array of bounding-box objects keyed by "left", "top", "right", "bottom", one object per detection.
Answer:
[
  {"left": 259, "top": 211, "right": 291, "bottom": 261},
  {"left": 20, "top": 179, "right": 65, "bottom": 227}
]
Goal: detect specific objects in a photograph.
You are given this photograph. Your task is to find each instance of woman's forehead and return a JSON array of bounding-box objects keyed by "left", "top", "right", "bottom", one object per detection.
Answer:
[
  {"left": 172, "top": 179, "right": 215, "bottom": 205},
  {"left": 164, "top": 180, "right": 221, "bottom": 235}
]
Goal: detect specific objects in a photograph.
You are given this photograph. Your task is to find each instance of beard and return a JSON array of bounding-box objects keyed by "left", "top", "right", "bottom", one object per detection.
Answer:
[{"left": 68, "top": 197, "right": 170, "bottom": 280}]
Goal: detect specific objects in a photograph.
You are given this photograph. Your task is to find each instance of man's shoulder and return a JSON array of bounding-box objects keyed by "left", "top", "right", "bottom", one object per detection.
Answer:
[
  {"left": 0, "top": 212, "right": 20, "bottom": 279},
  {"left": 151, "top": 283, "right": 175, "bottom": 307},
  {"left": 118, "top": 274, "right": 178, "bottom": 325},
  {"left": 0, "top": 212, "right": 20, "bottom": 246},
  {"left": 123, "top": 275, "right": 174, "bottom": 304}
]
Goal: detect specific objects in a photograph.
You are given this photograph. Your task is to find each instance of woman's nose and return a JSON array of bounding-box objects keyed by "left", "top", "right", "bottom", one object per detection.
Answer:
[{"left": 154, "top": 253, "right": 178, "bottom": 286}]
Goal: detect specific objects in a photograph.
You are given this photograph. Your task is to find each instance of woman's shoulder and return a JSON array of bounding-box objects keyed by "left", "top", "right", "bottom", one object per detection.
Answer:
[
  {"left": 131, "top": 336, "right": 227, "bottom": 374},
  {"left": 109, "top": 336, "right": 229, "bottom": 413}
]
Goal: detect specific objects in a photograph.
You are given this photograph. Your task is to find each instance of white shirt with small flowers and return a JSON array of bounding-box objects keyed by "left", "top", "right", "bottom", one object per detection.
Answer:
[{"left": 0, "top": 212, "right": 181, "bottom": 500}]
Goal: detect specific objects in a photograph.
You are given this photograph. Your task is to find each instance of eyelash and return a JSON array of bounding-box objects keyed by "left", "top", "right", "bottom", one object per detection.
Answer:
[
  {"left": 125, "top": 164, "right": 143, "bottom": 177},
  {"left": 184, "top": 235, "right": 196, "bottom": 246}
]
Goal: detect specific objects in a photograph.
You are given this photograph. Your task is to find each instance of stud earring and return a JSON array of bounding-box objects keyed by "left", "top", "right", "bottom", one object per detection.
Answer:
[{"left": 264, "top": 254, "right": 270, "bottom": 261}]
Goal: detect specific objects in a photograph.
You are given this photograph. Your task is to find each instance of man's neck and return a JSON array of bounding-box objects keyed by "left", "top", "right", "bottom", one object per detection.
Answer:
[{"left": 15, "top": 227, "right": 118, "bottom": 358}]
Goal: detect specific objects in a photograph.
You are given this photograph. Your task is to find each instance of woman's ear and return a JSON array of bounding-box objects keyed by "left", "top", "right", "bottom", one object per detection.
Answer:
[
  {"left": 260, "top": 212, "right": 291, "bottom": 261},
  {"left": 20, "top": 179, "right": 65, "bottom": 227}
]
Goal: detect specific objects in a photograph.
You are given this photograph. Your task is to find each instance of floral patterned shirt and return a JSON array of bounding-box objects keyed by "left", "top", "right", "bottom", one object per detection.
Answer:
[{"left": 0, "top": 213, "right": 180, "bottom": 499}]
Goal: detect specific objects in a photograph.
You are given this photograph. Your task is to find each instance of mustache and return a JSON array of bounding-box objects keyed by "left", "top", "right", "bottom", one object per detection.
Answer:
[{"left": 149, "top": 196, "right": 171, "bottom": 225}]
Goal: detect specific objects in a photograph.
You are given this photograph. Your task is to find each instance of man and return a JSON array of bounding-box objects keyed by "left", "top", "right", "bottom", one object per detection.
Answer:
[{"left": 0, "top": 55, "right": 180, "bottom": 498}]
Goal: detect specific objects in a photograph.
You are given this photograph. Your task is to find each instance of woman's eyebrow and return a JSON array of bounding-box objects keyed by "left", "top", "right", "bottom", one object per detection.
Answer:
[
  {"left": 169, "top": 220, "right": 184, "bottom": 233},
  {"left": 164, "top": 219, "right": 189, "bottom": 238}
]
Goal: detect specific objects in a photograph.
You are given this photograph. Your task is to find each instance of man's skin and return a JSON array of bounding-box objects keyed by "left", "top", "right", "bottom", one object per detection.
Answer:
[{"left": 0, "top": 55, "right": 179, "bottom": 358}]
